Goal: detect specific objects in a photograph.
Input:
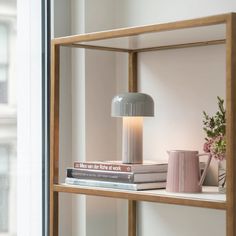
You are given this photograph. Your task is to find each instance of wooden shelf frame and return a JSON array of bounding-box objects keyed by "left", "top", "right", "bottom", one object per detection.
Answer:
[
  {"left": 54, "top": 184, "right": 226, "bottom": 210},
  {"left": 52, "top": 13, "right": 228, "bottom": 48},
  {"left": 50, "top": 13, "right": 236, "bottom": 236}
]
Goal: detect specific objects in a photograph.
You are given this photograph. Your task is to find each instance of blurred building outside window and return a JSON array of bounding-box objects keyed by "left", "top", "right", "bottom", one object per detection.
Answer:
[{"left": 0, "top": 0, "right": 17, "bottom": 235}]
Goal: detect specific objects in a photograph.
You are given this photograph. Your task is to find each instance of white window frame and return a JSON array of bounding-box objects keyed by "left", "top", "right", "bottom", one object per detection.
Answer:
[{"left": 17, "top": 1, "right": 42, "bottom": 236}]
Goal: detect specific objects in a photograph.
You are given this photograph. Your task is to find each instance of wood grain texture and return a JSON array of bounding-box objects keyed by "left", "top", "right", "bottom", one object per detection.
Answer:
[
  {"left": 67, "top": 43, "right": 131, "bottom": 52},
  {"left": 128, "top": 49, "right": 138, "bottom": 235},
  {"left": 50, "top": 42, "right": 60, "bottom": 236},
  {"left": 63, "top": 40, "right": 225, "bottom": 53},
  {"left": 53, "top": 184, "right": 226, "bottom": 210},
  {"left": 128, "top": 52, "right": 138, "bottom": 92},
  {"left": 128, "top": 200, "right": 136, "bottom": 236},
  {"left": 226, "top": 13, "right": 236, "bottom": 236},
  {"left": 52, "top": 13, "right": 228, "bottom": 45},
  {"left": 135, "top": 39, "right": 225, "bottom": 53}
]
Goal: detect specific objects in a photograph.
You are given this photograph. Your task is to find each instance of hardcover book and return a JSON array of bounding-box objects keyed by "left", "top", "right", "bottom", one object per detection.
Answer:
[
  {"left": 74, "top": 160, "right": 168, "bottom": 173},
  {"left": 65, "top": 177, "right": 166, "bottom": 191},
  {"left": 67, "top": 168, "right": 167, "bottom": 183}
]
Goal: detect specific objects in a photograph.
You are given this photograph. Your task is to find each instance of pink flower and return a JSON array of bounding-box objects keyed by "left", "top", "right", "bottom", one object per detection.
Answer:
[
  {"left": 203, "top": 136, "right": 226, "bottom": 161},
  {"left": 203, "top": 139, "right": 213, "bottom": 153}
]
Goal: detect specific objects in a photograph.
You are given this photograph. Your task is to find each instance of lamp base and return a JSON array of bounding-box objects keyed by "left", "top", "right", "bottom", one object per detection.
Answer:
[{"left": 122, "top": 117, "right": 143, "bottom": 164}]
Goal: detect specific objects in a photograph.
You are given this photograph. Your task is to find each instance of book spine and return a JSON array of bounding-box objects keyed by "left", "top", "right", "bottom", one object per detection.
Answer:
[
  {"left": 65, "top": 177, "right": 137, "bottom": 190},
  {"left": 67, "top": 168, "right": 134, "bottom": 183},
  {"left": 74, "top": 162, "right": 132, "bottom": 172}
]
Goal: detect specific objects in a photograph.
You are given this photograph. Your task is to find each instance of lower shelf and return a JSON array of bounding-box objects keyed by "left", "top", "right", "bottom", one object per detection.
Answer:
[{"left": 53, "top": 184, "right": 226, "bottom": 210}]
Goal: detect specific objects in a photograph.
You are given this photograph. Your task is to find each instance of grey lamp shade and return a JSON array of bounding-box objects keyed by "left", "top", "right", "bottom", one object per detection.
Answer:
[{"left": 111, "top": 92, "right": 154, "bottom": 117}]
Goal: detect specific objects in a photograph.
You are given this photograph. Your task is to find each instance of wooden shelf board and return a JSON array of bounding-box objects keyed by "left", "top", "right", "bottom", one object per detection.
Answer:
[{"left": 54, "top": 184, "right": 226, "bottom": 210}]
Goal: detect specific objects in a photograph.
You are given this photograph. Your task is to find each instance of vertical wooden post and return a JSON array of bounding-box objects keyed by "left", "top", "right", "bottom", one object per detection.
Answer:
[
  {"left": 128, "top": 51, "right": 138, "bottom": 236},
  {"left": 226, "top": 13, "right": 236, "bottom": 236},
  {"left": 129, "top": 52, "right": 138, "bottom": 92},
  {"left": 128, "top": 200, "right": 137, "bottom": 236},
  {"left": 50, "top": 42, "right": 60, "bottom": 236}
]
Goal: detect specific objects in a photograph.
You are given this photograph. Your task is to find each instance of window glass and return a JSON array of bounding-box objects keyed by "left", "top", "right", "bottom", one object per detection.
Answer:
[
  {"left": 0, "top": 23, "right": 8, "bottom": 103},
  {"left": 0, "top": 1, "right": 17, "bottom": 235},
  {"left": 0, "top": 24, "right": 8, "bottom": 64},
  {"left": 0, "top": 146, "right": 9, "bottom": 232},
  {"left": 0, "top": 66, "right": 7, "bottom": 82},
  {"left": 0, "top": 146, "right": 9, "bottom": 173}
]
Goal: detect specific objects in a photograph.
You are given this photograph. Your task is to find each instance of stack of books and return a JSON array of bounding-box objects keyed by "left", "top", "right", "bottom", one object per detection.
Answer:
[{"left": 65, "top": 160, "right": 168, "bottom": 191}]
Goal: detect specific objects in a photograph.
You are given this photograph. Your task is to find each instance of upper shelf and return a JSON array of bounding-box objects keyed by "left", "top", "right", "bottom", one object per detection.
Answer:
[{"left": 52, "top": 13, "right": 232, "bottom": 52}]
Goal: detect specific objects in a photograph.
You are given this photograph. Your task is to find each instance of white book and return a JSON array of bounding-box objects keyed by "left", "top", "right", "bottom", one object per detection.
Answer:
[{"left": 65, "top": 177, "right": 166, "bottom": 191}]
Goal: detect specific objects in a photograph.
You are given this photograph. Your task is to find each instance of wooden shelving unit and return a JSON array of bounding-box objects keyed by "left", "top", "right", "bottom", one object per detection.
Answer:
[{"left": 50, "top": 13, "right": 236, "bottom": 236}]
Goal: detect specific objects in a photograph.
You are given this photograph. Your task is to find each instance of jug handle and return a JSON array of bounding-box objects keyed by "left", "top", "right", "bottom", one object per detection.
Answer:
[{"left": 198, "top": 153, "right": 212, "bottom": 186}]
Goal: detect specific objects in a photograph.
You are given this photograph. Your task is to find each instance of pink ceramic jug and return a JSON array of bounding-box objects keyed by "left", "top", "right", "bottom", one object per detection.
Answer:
[{"left": 166, "top": 150, "right": 212, "bottom": 193}]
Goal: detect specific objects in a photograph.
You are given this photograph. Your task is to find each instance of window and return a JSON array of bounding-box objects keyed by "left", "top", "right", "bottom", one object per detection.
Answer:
[
  {"left": 0, "top": 0, "right": 44, "bottom": 235},
  {"left": 0, "top": 24, "right": 8, "bottom": 104},
  {"left": 0, "top": 1, "right": 17, "bottom": 236},
  {"left": 0, "top": 145, "right": 9, "bottom": 232}
]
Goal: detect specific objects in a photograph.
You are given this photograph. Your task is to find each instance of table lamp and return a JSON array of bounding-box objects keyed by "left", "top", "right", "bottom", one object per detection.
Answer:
[{"left": 111, "top": 92, "right": 154, "bottom": 164}]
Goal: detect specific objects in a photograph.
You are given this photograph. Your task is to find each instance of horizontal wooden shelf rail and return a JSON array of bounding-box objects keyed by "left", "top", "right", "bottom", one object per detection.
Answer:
[
  {"left": 54, "top": 184, "right": 226, "bottom": 210},
  {"left": 62, "top": 39, "right": 226, "bottom": 53},
  {"left": 52, "top": 13, "right": 229, "bottom": 46}
]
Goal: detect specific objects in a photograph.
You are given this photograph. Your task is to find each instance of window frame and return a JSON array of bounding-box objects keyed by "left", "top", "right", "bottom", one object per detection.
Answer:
[{"left": 42, "top": 0, "right": 51, "bottom": 235}]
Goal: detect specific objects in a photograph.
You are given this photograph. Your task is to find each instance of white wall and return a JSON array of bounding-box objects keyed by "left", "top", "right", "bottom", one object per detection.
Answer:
[
  {"left": 134, "top": 45, "right": 226, "bottom": 236},
  {"left": 70, "top": 0, "right": 86, "bottom": 235},
  {"left": 115, "top": 0, "right": 236, "bottom": 27},
  {"left": 52, "top": 0, "right": 72, "bottom": 235},
  {"left": 53, "top": 1, "right": 118, "bottom": 235},
  {"left": 84, "top": 1, "right": 118, "bottom": 236}
]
